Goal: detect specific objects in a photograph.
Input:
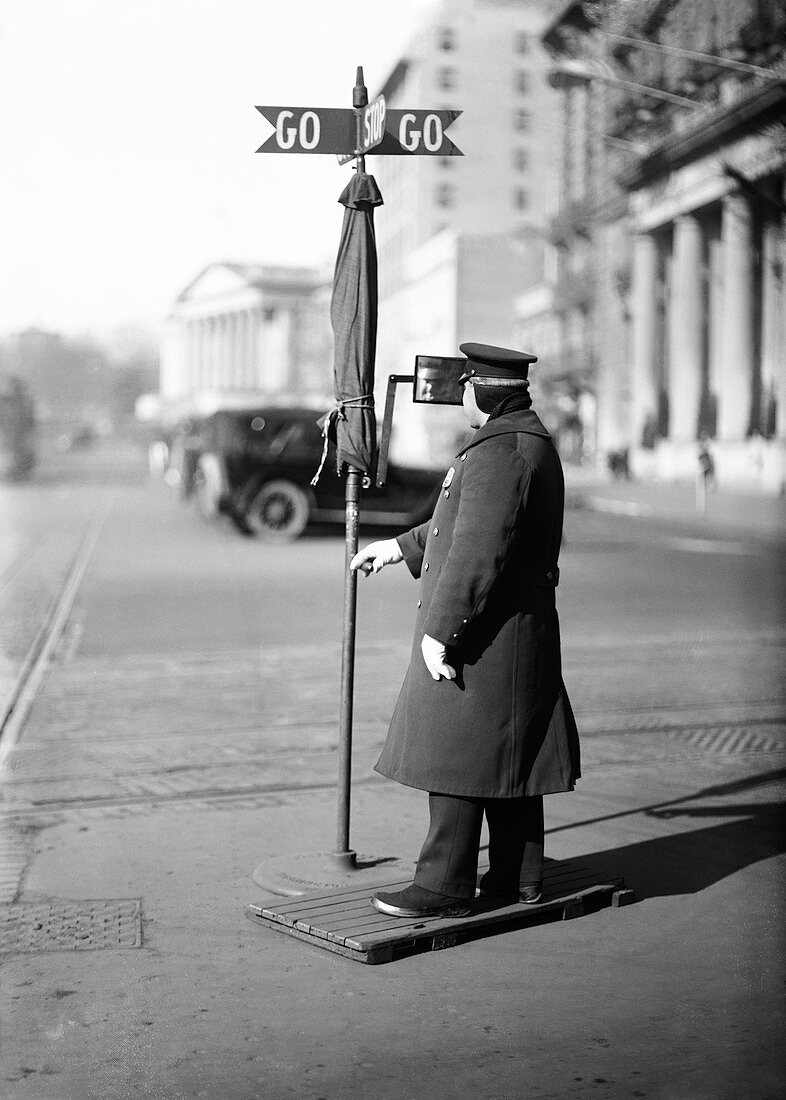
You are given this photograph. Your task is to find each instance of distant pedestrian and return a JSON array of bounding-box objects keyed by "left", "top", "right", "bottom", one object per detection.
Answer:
[
  {"left": 698, "top": 435, "right": 715, "bottom": 485},
  {"left": 697, "top": 434, "right": 715, "bottom": 513},
  {"left": 350, "top": 343, "right": 580, "bottom": 919}
]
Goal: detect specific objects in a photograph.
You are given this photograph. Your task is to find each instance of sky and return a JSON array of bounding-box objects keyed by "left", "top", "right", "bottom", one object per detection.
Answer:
[{"left": 0, "top": 0, "right": 439, "bottom": 342}]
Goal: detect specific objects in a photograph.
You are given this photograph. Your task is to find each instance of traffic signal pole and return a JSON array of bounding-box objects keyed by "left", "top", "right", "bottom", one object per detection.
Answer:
[{"left": 333, "top": 69, "right": 370, "bottom": 870}]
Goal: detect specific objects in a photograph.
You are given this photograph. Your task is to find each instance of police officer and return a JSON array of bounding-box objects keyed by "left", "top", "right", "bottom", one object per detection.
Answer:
[{"left": 350, "top": 343, "right": 580, "bottom": 918}]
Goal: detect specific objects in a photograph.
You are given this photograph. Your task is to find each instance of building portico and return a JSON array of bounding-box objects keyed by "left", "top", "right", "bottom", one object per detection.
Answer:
[
  {"left": 627, "top": 107, "right": 786, "bottom": 491},
  {"left": 159, "top": 263, "right": 332, "bottom": 416}
]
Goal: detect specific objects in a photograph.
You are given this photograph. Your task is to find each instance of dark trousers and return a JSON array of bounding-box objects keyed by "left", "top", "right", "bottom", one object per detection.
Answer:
[{"left": 413, "top": 793, "right": 544, "bottom": 900}]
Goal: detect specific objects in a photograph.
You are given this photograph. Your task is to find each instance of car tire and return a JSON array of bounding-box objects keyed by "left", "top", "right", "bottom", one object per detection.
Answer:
[
  {"left": 194, "top": 453, "right": 225, "bottom": 521},
  {"left": 246, "top": 479, "right": 310, "bottom": 541},
  {"left": 169, "top": 444, "right": 198, "bottom": 499},
  {"left": 148, "top": 441, "right": 169, "bottom": 478}
]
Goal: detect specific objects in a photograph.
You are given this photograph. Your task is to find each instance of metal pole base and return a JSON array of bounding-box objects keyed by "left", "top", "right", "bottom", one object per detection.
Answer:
[
  {"left": 251, "top": 851, "right": 414, "bottom": 898},
  {"left": 332, "top": 849, "right": 358, "bottom": 872}
]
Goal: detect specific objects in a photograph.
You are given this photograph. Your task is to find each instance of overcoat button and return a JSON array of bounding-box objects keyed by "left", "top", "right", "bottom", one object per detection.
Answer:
[
  {"left": 444, "top": 490, "right": 450, "bottom": 499},
  {"left": 417, "top": 600, "right": 422, "bottom": 608},
  {"left": 433, "top": 527, "right": 439, "bottom": 536},
  {"left": 546, "top": 571, "right": 553, "bottom": 579},
  {"left": 460, "top": 454, "right": 467, "bottom": 461},
  {"left": 424, "top": 563, "right": 430, "bottom": 571}
]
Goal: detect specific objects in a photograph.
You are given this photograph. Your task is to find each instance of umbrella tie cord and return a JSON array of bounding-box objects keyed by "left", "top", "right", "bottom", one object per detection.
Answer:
[{"left": 310, "top": 395, "right": 374, "bottom": 486}]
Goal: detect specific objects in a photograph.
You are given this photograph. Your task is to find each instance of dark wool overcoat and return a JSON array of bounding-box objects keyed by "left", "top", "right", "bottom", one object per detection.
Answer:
[{"left": 375, "top": 407, "right": 581, "bottom": 798}]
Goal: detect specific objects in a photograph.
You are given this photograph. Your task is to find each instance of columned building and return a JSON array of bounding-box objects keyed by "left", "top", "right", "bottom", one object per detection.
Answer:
[
  {"left": 538, "top": 0, "right": 785, "bottom": 491},
  {"left": 627, "top": 126, "right": 785, "bottom": 487},
  {"left": 159, "top": 262, "right": 332, "bottom": 415}
]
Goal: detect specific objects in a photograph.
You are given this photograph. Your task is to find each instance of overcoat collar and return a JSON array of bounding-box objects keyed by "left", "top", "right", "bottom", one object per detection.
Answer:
[{"left": 457, "top": 409, "right": 552, "bottom": 457}]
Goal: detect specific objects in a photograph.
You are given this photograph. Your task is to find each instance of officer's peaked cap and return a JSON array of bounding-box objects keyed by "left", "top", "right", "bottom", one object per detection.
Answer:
[{"left": 459, "top": 342, "right": 537, "bottom": 379}]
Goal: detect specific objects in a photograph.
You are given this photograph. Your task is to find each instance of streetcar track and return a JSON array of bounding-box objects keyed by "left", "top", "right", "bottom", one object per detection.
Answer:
[
  {"left": 0, "top": 539, "right": 43, "bottom": 591},
  {"left": 3, "top": 705, "right": 782, "bottom": 749},
  {"left": 1, "top": 746, "right": 784, "bottom": 819},
  {"left": 0, "top": 771, "right": 388, "bottom": 813},
  {"left": 2, "top": 716, "right": 783, "bottom": 783},
  {"left": 0, "top": 499, "right": 113, "bottom": 772}
]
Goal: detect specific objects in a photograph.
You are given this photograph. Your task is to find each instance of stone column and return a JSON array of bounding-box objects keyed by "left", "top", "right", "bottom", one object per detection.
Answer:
[
  {"left": 217, "top": 315, "right": 228, "bottom": 391},
  {"left": 192, "top": 319, "right": 203, "bottom": 391},
  {"left": 631, "top": 232, "right": 659, "bottom": 447},
  {"left": 204, "top": 317, "right": 215, "bottom": 391},
  {"left": 247, "top": 308, "right": 260, "bottom": 389},
  {"left": 667, "top": 214, "right": 704, "bottom": 442},
  {"left": 184, "top": 320, "right": 195, "bottom": 394},
  {"left": 229, "top": 313, "right": 240, "bottom": 389},
  {"left": 706, "top": 223, "right": 723, "bottom": 413},
  {"left": 717, "top": 191, "right": 755, "bottom": 441},
  {"left": 224, "top": 314, "right": 234, "bottom": 391},
  {"left": 202, "top": 317, "right": 212, "bottom": 392},
  {"left": 239, "top": 311, "right": 251, "bottom": 389},
  {"left": 760, "top": 214, "right": 785, "bottom": 437},
  {"left": 211, "top": 316, "right": 219, "bottom": 393},
  {"left": 245, "top": 310, "right": 257, "bottom": 390}
]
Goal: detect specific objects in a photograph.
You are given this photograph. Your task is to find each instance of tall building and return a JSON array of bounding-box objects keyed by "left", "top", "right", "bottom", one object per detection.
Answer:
[
  {"left": 370, "top": 0, "right": 563, "bottom": 466},
  {"left": 534, "top": 0, "right": 786, "bottom": 491}
]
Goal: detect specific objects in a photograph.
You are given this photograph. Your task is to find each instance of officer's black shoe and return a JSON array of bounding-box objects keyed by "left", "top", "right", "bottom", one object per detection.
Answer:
[
  {"left": 371, "top": 883, "right": 472, "bottom": 918},
  {"left": 477, "top": 871, "right": 543, "bottom": 905},
  {"left": 476, "top": 871, "right": 520, "bottom": 905},
  {"left": 519, "top": 882, "right": 544, "bottom": 904}
]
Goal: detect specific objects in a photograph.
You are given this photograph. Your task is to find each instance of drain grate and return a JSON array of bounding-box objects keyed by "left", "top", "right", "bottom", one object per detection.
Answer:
[
  {"left": 666, "top": 724, "right": 785, "bottom": 754},
  {"left": 0, "top": 898, "right": 142, "bottom": 953}
]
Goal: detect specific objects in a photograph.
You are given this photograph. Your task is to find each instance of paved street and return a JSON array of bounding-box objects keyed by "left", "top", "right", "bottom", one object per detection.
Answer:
[{"left": 0, "top": 441, "right": 784, "bottom": 1099}]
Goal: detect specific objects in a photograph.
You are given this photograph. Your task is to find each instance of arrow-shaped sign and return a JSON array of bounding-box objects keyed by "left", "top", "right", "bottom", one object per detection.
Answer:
[
  {"left": 256, "top": 106, "right": 462, "bottom": 157},
  {"left": 376, "top": 110, "right": 463, "bottom": 156},
  {"left": 255, "top": 107, "right": 355, "bottom": 154}
]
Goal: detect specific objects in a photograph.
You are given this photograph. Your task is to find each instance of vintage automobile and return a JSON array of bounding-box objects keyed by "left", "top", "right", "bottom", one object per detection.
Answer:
[{"left": 164, "top": 398, "right": 443, "bottom": 540}]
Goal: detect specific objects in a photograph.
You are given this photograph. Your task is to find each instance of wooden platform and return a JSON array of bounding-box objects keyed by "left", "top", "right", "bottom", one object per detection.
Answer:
[{"left": 246, "top": 858, "right": 635, "bottom": 964}]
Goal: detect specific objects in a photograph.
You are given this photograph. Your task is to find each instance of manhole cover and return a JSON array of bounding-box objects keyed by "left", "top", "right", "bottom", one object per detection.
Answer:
[{"left": 0, "top": 899, "right": 142, "bottom": 953}]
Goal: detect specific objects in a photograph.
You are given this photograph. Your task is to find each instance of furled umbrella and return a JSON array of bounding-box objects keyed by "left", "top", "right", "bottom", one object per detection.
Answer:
[
  {"left": 326, "top": 169, "right": 382, "bottom": 476},
  {"left": 312, "top": 143, "right": 384, "bottom": 869}
]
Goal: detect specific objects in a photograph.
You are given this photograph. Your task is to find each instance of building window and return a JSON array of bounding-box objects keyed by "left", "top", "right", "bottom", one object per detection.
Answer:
[
  {"left": 515, "top": 32, "right": 529, "bottom": 54},
  {"left": 514, "top": 108, "right": 531, "bottom": 132},
  {"left": 515, "top": 71, "right": 529, "bottom": 94},
  {"left": 438, "top": 67, "right": 456, "bottom": 91},
  {"left": 438, "top": 26, "right": 455, "bottom": 50},
  {"left": 514, "top": 189, "right": 529, "bottom": 211},
  {"left": 514, "top": 148, "right": 528, "bottom": 172},
  {"left": 436, "top": 183, "right": 454, "bottom": 208}
]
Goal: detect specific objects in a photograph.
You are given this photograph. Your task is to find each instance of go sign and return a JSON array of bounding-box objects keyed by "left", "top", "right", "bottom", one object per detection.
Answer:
[
  {"left": 255, "top": 107, "right": 354, "bottom": 154},
  {"left": 363, "top": 109, "right": 463, "bottom": 157}
]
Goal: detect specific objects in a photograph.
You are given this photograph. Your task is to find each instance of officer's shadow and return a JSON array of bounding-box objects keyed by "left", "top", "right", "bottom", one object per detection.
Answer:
[{"left": 542, "top": 766, "right": 786, "bottom": 900}]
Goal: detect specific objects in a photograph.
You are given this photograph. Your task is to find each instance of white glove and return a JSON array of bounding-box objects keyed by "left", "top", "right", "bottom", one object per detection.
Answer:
[
  {"left": 350, "top": 538, "right": 404, "bottom": 576},
  {"left": 421, "top": 634, "right": 456, "bottom": 682}
]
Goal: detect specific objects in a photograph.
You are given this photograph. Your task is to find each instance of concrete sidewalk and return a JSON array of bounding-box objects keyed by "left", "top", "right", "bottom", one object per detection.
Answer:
[
  {"left": 1, "top": 643, "right": 783, "bottom": 1098},
  {"left": 564, "top": 467, "right": 785, "bottom": 542}
]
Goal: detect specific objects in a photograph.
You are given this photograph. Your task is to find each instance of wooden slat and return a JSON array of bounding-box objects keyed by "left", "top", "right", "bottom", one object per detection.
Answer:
[{"left": 247, "top": 857, "right": 632, "bottom": 964}]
